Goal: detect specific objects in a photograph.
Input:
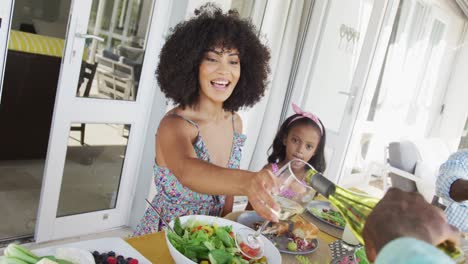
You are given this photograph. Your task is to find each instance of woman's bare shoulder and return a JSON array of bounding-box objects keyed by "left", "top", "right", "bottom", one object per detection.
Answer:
[
  {"left": 232, "top": 112, "right": 243, "bottom": 134},
  {"left": 158, "top": 110, "right": 197, "bottom": 139}
]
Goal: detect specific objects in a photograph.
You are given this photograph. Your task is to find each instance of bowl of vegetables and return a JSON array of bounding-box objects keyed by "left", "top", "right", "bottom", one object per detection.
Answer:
[{"left": 165, "top": 215, "right": 281, "bottom": 264}]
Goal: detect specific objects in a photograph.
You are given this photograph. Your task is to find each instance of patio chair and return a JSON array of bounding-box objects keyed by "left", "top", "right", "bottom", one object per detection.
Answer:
[
  {"left": 384, "top": 139, "right": 451, "bottom": 202},
  {"left": 94, "top": 49, "right": 141, "bottom": 101},
  {"left": 72, "top": 61, "right": 97, "bottom": 145}
]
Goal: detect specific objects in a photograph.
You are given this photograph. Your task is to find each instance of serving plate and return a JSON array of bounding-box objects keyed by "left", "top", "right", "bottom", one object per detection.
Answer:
[
  {"left": 237, "top": 211, "right": 319, "bottom": 255},
  {"left": 306, "top": 201, "right": 345, "bottom": 230}
]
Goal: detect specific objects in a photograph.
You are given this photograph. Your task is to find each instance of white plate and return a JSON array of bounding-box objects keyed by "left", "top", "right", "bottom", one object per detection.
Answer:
[
  {"left": 32, "top": 237, "right": 151, "bottom": 264},
  {"left": 165, "top": 215, "right": 282, "bottom": 264}
]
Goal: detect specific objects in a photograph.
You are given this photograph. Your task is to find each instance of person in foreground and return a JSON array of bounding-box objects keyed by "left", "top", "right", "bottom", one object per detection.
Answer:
[
  {"left": 133, "top": 4, "right": 279, "bottom": 235},
  {"left": 436, "top": 149, "right": 468, "bottom": 232},
  {"left": 246, "top": 103, "right": 327, "bottom": 210},
  {"left": 363, "top": 188, "right": 461, "bottom": 264}
]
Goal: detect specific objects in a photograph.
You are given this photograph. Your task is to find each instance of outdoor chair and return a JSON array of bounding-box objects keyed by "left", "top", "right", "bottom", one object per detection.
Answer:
[
  {"left": 72, "top": 61, "right": 97, "bottom": 145},
  {"left": 385, "top": 139, "right": 451, "bottom": 202}
]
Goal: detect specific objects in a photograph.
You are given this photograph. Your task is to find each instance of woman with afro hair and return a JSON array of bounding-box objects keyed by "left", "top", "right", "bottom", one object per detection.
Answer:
[{"left": 133, "top": 4, "right": 279, "bottom": 235}]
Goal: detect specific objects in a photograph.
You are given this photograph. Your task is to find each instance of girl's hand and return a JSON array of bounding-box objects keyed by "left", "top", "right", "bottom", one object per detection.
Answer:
[{"left": 245, "top": 169, "right": 280, "bottom": 222}]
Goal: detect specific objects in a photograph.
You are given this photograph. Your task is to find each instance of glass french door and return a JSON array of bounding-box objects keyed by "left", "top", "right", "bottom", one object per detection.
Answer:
[
  {"left": 0, "top": 0, "right": 13, "bottom": 96},
  {"left": 287, "top": 0, "right": 400, "bottom": 183},
  {"left": 31, "top": 0, "right": 170, "bottom": 242},
  {"left": 0, "top": 0, "right": 71, "bottom": 242}
]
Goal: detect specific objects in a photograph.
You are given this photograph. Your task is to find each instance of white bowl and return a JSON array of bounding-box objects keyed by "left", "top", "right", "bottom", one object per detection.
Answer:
[{"left": 165, "top": 215, "right": 282, "bottom": 264}]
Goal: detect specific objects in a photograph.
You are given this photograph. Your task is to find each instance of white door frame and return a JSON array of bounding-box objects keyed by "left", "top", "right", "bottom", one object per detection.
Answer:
[
  {"left": 288, "top": 0, "right": 400, "bottom": 183},
  {"left": 35, "top": 0, "right": 172, "bottom": 242},
  {"left": 0, "top": 0, "right": 14, "bottom": 102}
]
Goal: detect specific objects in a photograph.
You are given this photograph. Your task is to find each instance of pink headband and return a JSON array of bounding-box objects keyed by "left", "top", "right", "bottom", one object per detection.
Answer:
[{"left": 288, "top": 103, "right": 323, "bottom": 135}]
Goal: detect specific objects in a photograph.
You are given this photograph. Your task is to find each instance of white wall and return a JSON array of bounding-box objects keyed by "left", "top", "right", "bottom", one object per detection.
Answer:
[{"left": 436, "top": 24, "right": 468, "bottom": 150}]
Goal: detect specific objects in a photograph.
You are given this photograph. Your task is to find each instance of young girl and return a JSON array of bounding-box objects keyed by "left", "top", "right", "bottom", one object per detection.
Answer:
[
  {"left": 267, "top": 103, "right": 326, "bottom": 175},
  {"left": 133, "top": 4, "right": 279, "bottom": 235},
  {"left": 246, "top": 103, "right": 326, "bottom": 210}
]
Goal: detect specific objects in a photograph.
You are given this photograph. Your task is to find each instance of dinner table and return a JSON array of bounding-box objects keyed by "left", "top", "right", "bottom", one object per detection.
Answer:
[{"left": 126, "top": 208, "right": 344, "bottom": 264}]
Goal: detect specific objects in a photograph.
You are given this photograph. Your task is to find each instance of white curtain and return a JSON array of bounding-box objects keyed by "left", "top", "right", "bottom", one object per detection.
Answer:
[{"left": 239, "top": 0, "right": 306, "bottom": 171}]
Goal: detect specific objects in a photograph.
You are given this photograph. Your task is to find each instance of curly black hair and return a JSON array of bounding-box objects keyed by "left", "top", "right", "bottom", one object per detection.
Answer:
[
  {"left": 156, "top": 3, "right": 270, "bottom": 112},
  {"left": 267, "top": 115, "right": 327, "bottom": 172}
]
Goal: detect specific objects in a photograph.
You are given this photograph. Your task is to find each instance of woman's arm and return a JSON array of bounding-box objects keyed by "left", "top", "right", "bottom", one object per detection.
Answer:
[
  {"left": 156, "top": 115, "right": 279, "bottom": 221},
  {"left": 222, "top": 195, "right": 234, "bottom": 216}
]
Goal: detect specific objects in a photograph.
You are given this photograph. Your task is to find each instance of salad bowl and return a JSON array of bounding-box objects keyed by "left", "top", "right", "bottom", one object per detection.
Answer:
[{"left": 165, "top": 215, "right": 281, "bottom": 264}]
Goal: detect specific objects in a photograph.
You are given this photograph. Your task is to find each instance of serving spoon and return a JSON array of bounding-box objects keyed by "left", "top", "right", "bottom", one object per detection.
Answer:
[{"left": 145, "top": 198, "right": 176, "bottom": 233}]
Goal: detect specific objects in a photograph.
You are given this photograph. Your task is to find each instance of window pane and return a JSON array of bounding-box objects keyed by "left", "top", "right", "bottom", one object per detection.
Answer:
[
  {"left": 57, "top": 123, "right": 130, "bottom": 217},
  {"left": 76, "top": 0, "right": 154, "bottom": 101}
]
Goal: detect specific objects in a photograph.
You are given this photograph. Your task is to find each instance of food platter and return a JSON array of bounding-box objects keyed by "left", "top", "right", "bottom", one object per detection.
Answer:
[
  {"left": 306, "top": 201, "right": 345, "bottom": 230},
  {"left": 237, "top": 212, "right": 319, "bottom": 255}
]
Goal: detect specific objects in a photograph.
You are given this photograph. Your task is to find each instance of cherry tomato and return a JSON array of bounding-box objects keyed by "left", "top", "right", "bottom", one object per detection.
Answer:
[
  {"left": 191, "top": 225, "right": 203, "bottom": 233},
  {"left": 240, "top": 242, "right": 260, "bottom": 257}
]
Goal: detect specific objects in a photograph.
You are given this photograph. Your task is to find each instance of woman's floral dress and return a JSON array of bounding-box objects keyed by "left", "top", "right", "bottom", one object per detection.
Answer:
[{"left": 133, "top": 114, "right": 246, "bottom": 235}]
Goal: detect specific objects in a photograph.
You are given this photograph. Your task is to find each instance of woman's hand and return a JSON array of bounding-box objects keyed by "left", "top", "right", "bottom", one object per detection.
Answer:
[
  {"left": 363, "top": 188, "right": 461, "bottom": 262},
  {"left": 244, "top": 169, "right": 280, "bottom": 222}
]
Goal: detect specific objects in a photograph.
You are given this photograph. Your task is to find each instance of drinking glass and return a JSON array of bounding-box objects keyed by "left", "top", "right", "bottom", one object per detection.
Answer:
[{"left": 235, "top": 159, "right": 317, "bottom": 259}]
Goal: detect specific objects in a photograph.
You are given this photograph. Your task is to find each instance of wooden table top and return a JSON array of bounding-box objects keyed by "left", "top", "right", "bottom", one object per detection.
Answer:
[{"left": 126, "top": 210, "right": 343, "bottom": 264}]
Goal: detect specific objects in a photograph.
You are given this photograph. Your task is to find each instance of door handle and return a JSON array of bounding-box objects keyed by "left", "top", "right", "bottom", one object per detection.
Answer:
[
  {"left": 75, "top": 33, "right": 104, "bottom": 42},
  {"left": 338, "top": 91, "right": 356, "bottom": 99}
]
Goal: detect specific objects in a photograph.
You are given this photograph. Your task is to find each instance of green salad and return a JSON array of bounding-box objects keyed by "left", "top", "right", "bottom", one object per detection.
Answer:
[
  {"left": 167, "top": 217, "right": 267, "bottom": 264},
  {"left": 309, "top": 207, "right": 346, "bottom": 228}
]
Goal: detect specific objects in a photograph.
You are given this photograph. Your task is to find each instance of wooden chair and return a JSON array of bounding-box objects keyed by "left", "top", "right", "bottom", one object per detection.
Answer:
[
  {"left": 95, "top": 51, "right": 138, "bottom": 101},
  {"left": 72, "top": 61, "right": 97, "bottom": 145}
]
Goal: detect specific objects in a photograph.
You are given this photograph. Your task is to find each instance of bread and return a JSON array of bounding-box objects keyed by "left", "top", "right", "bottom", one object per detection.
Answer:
[
  {"left": 291, "top": 215, "right": 319, "bottom": 240},
  {"left": 262, "top": 221, "right": 290, "bottom": 236}
]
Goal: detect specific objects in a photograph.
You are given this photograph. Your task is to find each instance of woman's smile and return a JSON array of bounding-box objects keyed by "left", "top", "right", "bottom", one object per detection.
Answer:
[{"left": 210, "top": 78, "right": 231, "bottom": 91}]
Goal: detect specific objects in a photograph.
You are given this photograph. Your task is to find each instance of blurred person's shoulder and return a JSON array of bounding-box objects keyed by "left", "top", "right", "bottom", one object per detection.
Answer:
[{"left": 444, "top": 149, "right": 468, "bottom": 165}]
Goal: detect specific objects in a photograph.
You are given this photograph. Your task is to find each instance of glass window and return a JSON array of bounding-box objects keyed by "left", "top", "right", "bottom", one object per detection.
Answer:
[
  {"left": 57, "top": 123, "right": 130, "bottom": 217},
  {"left": 76, "top": 0, "right": 154, "bottom": 102}
]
